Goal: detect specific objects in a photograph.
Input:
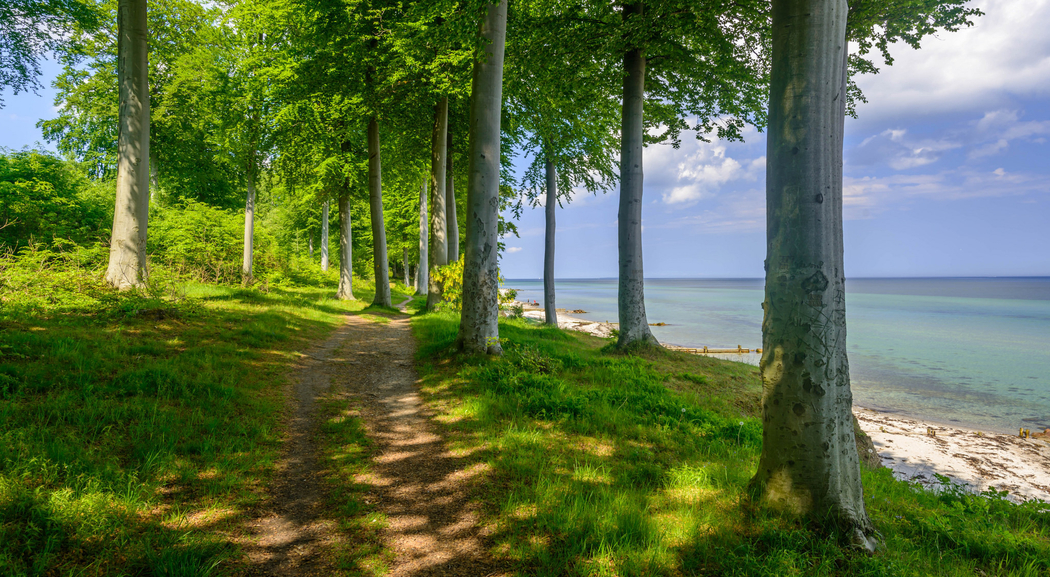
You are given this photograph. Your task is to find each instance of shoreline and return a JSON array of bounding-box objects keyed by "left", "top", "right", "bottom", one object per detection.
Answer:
[
  {"left": 506, "top": 299, "right": 1050, "bottom": 504},
  {"left": 854, "top": 407, "right": 1050, "bottom": 504}
]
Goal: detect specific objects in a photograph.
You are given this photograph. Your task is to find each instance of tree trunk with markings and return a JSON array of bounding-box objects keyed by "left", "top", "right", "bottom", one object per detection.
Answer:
[
  {"left": 748, "top": 0, "right": 877, "bottom": 552},
  {"left": 457, "top": 0, "right": 508, "bottom": 355},
  {"left": 616, "top": 3, "right": 657, "bottom": 348}
]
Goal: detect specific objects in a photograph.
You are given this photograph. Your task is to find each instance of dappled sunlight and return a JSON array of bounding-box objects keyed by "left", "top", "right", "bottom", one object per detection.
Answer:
[{"left": 0, "top": 276, "right": 369, "bottom": 574}]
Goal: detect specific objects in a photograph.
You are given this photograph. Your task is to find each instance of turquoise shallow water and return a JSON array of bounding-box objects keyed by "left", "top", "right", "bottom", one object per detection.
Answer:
[{"left": 506, "top": 278, "right": 1050, "bottom": 434}]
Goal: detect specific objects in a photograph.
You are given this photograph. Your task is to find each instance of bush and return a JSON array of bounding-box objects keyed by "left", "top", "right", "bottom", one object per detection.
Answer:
[
  {"left": 148, "top": 199, "right": 287, "bottom": 284},
  {"left": 148, "top": 200, "right": 244, "bottom": 283},
  {"left": 430, "top": 259, "right": 464, "bottom": 311},
  {"left": 429, "top": 260, "right": 518, "bottom": 312},
  {"left": 0, "top": 149, "right": 112, "bottom": 249}
]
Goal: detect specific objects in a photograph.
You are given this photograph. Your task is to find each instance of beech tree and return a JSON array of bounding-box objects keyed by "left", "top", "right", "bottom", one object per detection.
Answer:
[
  {"left": 748, "top": 0, "right": 980, "bottom": 548},
  {"left": 320, "top": 200, "right": 330, "bottom": 271},
  {"left": 505, "top": 2, "right": 620, "bottom": 326},
  {"left": 446, "top": 127, "right": 459, "bottom": 262},
  {"left": 550, "top": 0, "right": 767, "bottom": 348},
  {"left": 427, "top": 97, "right": 450, "bottom": 310},
  {"left": 457, "top": 0, "right": 508, "bottom": 355},
  {"left": 337, "top": 182, "right": 355, "bottom": 299},
  {"left": 367, "top": 116, "right": 391, "bottom": 306},
  {"left": 104, "top": 0, "right": 150, "bottom": 289},
  {"left": 417, "top": 179, "right": 428, "bottom": 294}
]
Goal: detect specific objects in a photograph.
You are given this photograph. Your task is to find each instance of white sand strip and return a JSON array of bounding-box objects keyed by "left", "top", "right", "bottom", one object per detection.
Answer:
[
  {"left": 517, "top": 307, "right": 617, "bottom": 338},
  {"left": 855, "top": 407, "right": 1050, "bottom": 504}
]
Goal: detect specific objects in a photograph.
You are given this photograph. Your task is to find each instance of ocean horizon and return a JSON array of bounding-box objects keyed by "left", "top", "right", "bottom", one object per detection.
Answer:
[{"left": 504, "top": 276, "right": 1050, "bottom": 435}]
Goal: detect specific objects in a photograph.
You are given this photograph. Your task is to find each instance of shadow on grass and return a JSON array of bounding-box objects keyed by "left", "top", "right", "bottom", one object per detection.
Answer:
[
  {"left": 0, "top": 279, "right": 385, "bottom": 576},
  {"left": 409, "top": 313, "right": 1050, "bottom": 577}
]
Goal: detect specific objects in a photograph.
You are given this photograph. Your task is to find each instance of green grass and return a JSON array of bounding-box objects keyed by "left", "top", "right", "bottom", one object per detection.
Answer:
[
  {"left": 0, "top": 255, "right": 413, "bottom": 576},
  {"left": 410, "top": 312, "right": 1050, "bottom": 577},
  {"left": 4, "top": 246, "right": 1046, "bottom": 577},
  {"left": 317, "top": 395, "right": 394, "bottom": 576}
]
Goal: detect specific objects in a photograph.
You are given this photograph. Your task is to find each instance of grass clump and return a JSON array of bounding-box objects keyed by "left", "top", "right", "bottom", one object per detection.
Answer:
[{"left": 410, "top": 313, "right": 1049, "bottom": 577}]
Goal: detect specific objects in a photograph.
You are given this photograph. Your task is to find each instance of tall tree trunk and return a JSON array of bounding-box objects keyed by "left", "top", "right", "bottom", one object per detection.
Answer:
[
  {"left": 427, "top": 97, "right": 449, "bottom": 310},
  {"left": 417, "top": 179, "right": 428, "bottom": 295},
  {"left": 543, "top": 157, "right": 557, "bottom": 325},
  {"left": 104, "top": 0, "right": 150, "bottom": 290},
  {"left": 321, "top": 200, "right": 329, "bottom": 271},
  {"left": 616, "top": 3, "right": 657, "bottom": 348},
  {"left": 446, "top": 127, "right": 459, "bottom": 262},
  {"left": 457, "top": 0, "right": 508, "bottom": 355},
  {"left": 242, "top": 166, "right": 255, "bottom": 283},
  {"left": 368, "top": 117, "right": 392, "bottom": 307},
  {"left": 748, "top": 0, "right": 876, "bottom": 552},
  {"left": 403, "top": 246, "right": 410, "bottom": 287},
  {"left": 308, "top": 234, "right": 314, "bottom": 258},
  {"left": 337, "top": 189, "right": 354, "bottom": 300}
]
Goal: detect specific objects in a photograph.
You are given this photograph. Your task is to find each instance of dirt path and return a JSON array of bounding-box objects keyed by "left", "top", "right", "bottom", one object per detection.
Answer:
[
  {"left": 243, "top": 303, "right": 504, "bottom": 576},
  {"left": 241, "top": 319, "right": 355, "bottom": 575}
]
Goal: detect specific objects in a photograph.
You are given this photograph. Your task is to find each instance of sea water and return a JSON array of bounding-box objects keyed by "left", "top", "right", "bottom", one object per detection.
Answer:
[{"left": 506, "top": 278, "right": 1050, "bottom": 434}]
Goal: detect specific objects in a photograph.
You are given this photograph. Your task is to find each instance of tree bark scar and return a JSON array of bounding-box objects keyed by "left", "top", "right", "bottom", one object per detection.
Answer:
[{"left": 802, "top": 271, "right": 829, "bottom": 293}]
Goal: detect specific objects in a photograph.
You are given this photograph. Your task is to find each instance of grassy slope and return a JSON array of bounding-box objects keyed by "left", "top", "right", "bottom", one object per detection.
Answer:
[
  {"left": 0, "top": 265, "right": 410, "bottom": 576},
  {"left": 409, "top": 311, "right": 1050, "bottom": 577}
]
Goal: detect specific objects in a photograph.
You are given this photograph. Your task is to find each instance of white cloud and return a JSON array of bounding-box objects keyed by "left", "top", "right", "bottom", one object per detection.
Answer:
[
  {"left": 850, "top": 128, "right": 961, "bottom": 170},
  {"left": 659, "top": 187, "right": 766, "bottom": 234},
  {"left": 642, "top": 128, "right": 764, "bottom": 205},
  {"left": 969, "top": 138, "right": 1009, "bottom": 158},
  {"left": 849, "top": 0, "right": 1050, "bottom": 123},
  {"left": 842, "top": 167, "right": 1049, "bottom": 218},
  {"left": 967, "top": 109, "right": 1050, "bottom": 158},
  {"left": 506, "top": 246, "right": 523, "bottom": 254}
]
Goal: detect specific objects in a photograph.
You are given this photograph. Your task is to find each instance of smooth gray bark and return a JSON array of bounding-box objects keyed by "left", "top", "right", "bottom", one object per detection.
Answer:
[
  {"left": 427, "top": 97, "right": 449, "bottom": 310},
  {"left": 337, "top": 191, "right": 354, "bottom": 300},
  {"left": 242, "top": 168, "right": 255, "bottom": 282},
  {"left": 748, "top": 0, "right": 876, "bottom": 552},
  {"left": 616, "top": 12, "right": 657, "bottom": 348},
  {"left": 321, "top": 200, "right": 329, "bottom": 271},
  {"left": 417, "top": 179, "right": 428, "bottom": 295},
  {"left": 104, "top": 0, "right": 150, "bottom": 290},
  {"left": 403, "top": 246, "right": 410, "bottom": 287},
  {"left": 457, "top": 0, "right": 507, "bottom": 355},
  {"left": 543, "top": 158, "right": 557, "bottom": 325},
  {"left": 308, "top": 234, "right": 314, "bottom": 258},
  {"left": 446, "top": 128, "right": 459, "bottom": 262},
  {"left": 368, "top": 118, "right": 392, "bottom": 307}
]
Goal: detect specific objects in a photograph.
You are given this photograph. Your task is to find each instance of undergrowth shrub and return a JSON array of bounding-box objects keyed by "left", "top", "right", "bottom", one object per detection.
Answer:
[
  {"left": 149, "top": 200, "right": 249, "bottom": 283},
  {"left": 0, "top": 149, "right": 112, "bottom": 250},
  {"left": 429, "top": 259, "right": 518, "bottom": 312},
  {"left": 430, "top": 259, "right": 464, "bottom": 311}
]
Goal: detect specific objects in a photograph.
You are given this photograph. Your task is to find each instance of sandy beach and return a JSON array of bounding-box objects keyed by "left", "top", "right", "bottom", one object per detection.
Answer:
[
  {"left": 855, "top": 407, "right": 1050, "bottom": 504},
  {"left": 507, "top": 299, "right": 1050, "bottom": 505}
]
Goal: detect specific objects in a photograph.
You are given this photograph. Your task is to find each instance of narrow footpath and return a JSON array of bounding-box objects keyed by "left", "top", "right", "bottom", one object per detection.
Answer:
[{"left": 242, "top": 301, "right": 505, "bottom": 576}]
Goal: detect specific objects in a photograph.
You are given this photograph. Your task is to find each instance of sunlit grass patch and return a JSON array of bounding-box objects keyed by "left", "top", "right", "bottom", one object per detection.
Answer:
[
  {"left": 0, "top": 259, "right": 408, "bottom": 575},
  {"left": 316, "top": 395, "right": 393, "bottom": 576},
  {"left": 410, "top": 312, "right": 1050, "bottom": 577}
]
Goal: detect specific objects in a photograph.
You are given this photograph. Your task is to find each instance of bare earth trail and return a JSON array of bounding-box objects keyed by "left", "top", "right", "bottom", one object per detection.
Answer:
[{"left": 242, "top": 301, "right": 506, "bottom": 576}]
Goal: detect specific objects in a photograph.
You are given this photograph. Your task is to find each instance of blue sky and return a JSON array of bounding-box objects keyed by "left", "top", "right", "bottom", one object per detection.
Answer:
[
  {"left": 499, "top": 0, "right": 1050, "bottom": 279},
  {"left": 3, "top": 0, "right": 1048, "bottom": 279}
]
